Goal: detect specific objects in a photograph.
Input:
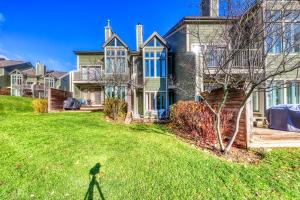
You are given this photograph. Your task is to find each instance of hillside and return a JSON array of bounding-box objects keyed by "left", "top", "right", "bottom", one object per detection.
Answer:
[{"left": 0, "top": 95, "right": 34, "bottom": 113}]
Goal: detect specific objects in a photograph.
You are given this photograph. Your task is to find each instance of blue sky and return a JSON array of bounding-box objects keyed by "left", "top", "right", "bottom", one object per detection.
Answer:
[{"left": 0, "top": 0, "right": 203, "bottom": 72}]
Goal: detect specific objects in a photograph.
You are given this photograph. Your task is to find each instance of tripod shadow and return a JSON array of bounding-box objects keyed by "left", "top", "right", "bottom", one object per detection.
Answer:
[{"left": 84, "top": 163, "right": 105, "bottom": 200}]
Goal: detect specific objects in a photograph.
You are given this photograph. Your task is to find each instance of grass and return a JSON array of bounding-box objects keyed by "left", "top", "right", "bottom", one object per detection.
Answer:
[{"left": 0, "top": 95, "right": 300, "bottom": 199}]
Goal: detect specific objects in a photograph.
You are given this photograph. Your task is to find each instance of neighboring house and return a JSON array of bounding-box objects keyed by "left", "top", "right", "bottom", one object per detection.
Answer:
[
  {"left": 10, "top": 62, "right": 70, "bottom": 98},
  {"left": 70, "top": 22, "right": 173, "bottom": 119},
  {"left": 0, "top": 58, "right": 33, "bottom": 89},
  {"left": 164, "top": 0, "right": 300, "bottom": 122}
]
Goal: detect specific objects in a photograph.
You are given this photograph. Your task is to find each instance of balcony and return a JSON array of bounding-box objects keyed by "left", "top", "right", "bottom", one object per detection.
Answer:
[
  {"left": 204, "top": 49, "right": 263, "bottom": 74},
  {"left": 73, "top": 70, "right": 104, "bottom": 83}
]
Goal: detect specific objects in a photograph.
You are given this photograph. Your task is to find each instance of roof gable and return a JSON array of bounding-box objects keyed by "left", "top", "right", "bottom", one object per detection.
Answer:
[
  {"left": 143, "top": 32, "right": 168, "bottom": 48},
  {"left": 103, "top": 34, "right": 128, "bottom": 48}
]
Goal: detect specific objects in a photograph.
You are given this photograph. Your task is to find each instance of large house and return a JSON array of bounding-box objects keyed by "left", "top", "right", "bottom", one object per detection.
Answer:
[
  {"left": 70, "top": 22, "right": 173, "bottom": 119},
  {"left": 10, "top": 62, "right": 70, "bottom": 98},
  {"left": 70, "top": 0, "right": 300, "bottom": 121}
]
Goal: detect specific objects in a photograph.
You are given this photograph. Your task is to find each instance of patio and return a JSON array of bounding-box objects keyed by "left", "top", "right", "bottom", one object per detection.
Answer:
[{"left": 250, "top": 127, "right": 300, "bottom": 148}]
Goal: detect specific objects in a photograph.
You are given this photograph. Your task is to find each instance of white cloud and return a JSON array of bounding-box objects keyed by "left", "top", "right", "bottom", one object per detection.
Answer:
[
  {"left": 0, "top": 54, "right": 9, "bottom": 60},
  {"left": 0, "top": 13, "right": 5, "bottom": 23}
]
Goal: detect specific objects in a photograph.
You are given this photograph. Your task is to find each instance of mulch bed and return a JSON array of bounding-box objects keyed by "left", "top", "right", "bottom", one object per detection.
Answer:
[{"left": 168, "top": 126, "right": 264, "bottom": 164}]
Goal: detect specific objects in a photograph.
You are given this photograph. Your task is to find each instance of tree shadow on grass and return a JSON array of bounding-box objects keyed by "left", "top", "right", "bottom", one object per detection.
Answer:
[{"left": 84, "top": 163, "right": 105, "bottom": 200}]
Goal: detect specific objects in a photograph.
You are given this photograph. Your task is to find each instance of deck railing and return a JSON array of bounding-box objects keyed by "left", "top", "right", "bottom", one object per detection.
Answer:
[
  {"left": 73, "top": 69, "right": 104, "bottom": 82},
  {"left": 205, "top": 49, "right": 262, "bottom": 69}
]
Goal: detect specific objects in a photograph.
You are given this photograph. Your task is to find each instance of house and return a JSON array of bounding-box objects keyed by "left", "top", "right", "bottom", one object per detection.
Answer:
[
  {"left": 0, "top": 58, "right": 33, "bottom": 89},
  {"left": 164, "top": 0, "right": 300, "bottom": 122},
  {"left": 10, "top": 62, "right": 70, "bottom": 98},
  {"left": 70, "top": 22, "right": 173, "bottom": 119},
  {"left": 70, "top": 0, "right": 300, "bottom": 124}
]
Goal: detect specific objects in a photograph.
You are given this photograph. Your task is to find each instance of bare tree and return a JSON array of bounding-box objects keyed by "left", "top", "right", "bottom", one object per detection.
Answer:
[{"left": 177, "top": 0, "right": 300, "bottom": 153}]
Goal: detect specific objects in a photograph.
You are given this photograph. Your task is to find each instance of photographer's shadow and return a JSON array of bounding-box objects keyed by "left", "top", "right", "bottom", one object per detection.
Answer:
[{"left": 84, "top": 163, "right": 105, "bottom": 200}]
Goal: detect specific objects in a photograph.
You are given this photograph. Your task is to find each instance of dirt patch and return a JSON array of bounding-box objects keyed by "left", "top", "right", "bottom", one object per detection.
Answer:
[{"left": 169, "top": 127, "right": 264, "bottom": 164}]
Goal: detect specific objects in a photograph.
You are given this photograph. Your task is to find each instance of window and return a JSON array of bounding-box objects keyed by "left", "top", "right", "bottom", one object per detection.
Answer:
[
  {"left": 266, "top": 23, "right": 283, "bottom": 54},
  {"left": 145, "top": 37, "right": 164, "bottom": 47},
  {"left": 145, "top": 92, "right": 166, "bottom": 111},
  {"left": 206, "top": 46, "right": 225, "bottom": 67},
  {"left": 253, "top": 91, "right": 260, "bottom": 112},
  {"left": 156, "top": 93, "right": 166, "bottom": 110},
  {"left": 145, "top": 50, "right": 167, "bottom": 78},
  {"left": 266, "top": 81, "right": 284, "bottom": 108},
  {"left": 45, "top": 78, "right": 55, "bottom": 88},
  {"left": 105, "top": 49, "right": 126, "bottom": 73},
  {"left": 105, "top": 86, "right": 126, "bottom": 99},
  {"left": 107, "top": 38, "right": 125, "bottom": 47},
  {"left": 287, "top": 81, "right": 300, "bottom": 104},
  {"left": 11, "top": 74, "right": 22, "bottom": 86},
  {"left": 145, "top": 92, "right": 155, "bottom": 111},
  {"left": 265, "top": 10, "right": 300, "bottom": 54}
]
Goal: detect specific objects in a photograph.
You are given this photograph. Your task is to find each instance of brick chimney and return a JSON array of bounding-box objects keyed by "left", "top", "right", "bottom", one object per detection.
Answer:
[{"left": 201, "top": 0, "right": 219, "bottom": 17}]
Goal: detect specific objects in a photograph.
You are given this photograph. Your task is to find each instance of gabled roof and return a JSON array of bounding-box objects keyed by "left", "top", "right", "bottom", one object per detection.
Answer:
[
  {"left": 74, "top": 51, "right": 104, "bottom": 55},
  {"left": 143, "top": 32, "right": 168, "bottom": 47},
  {"left": 0, "top": 60, "right": 31, "bottom": 68},
  {"left": 9, "top": 67, "right": 36, "bottom": 76},
  {"left": 45, "top": 71, "right": 68, "bottom": 79},
  {"left": 102, "top": 33, "right": 128, "bottom": 48}
]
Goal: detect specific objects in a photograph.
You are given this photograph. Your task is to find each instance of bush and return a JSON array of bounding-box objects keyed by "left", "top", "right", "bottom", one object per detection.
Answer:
[
  {"left": 32, "top": 99, "right": 48, "bottom": 113},
  {"left": 0, "top": 88, "right": 10, "bottom": 96},
  {"left": 104, "top": 98, "right": 127, "bottom": 120},
  {"left": 170, "top": 101, "right": 233, "bottom": 146}
]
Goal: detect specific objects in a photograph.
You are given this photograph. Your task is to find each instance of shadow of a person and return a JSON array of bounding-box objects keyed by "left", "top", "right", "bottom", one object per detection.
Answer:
[{"left": 84, "top": 163, "right": 105, "bottom": 200}]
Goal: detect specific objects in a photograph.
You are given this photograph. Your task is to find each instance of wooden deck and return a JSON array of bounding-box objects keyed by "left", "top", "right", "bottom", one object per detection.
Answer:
[{"left": 250, "top": 128, "right": 300, "bottom": 148}]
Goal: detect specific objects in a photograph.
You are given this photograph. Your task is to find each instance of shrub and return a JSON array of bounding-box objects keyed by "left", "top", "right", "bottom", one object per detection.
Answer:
[
  {"left": 0, "top": 88, "right": 10, "bottom": 96},
  {"left": 103, "top": 98, "right": 127, "bottom": 120},
  {"left": 170, "top": 101, "right": 233, "bottom": 146},
  {"left": 32, "top": 99, "right": 48, "bottom": 113}
]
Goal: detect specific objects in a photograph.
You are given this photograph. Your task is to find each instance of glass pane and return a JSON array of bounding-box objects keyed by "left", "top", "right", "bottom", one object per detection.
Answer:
[
  {"left": 150, "top": 60, "right": 155, "bottom": 77},
  {"left": 116, "top": 39, "right": 124, "bottom": 47},
  {"left": 147, "top": 39, "right": 155, "bottom": 47},
  {"left": 156, "top": 59, "right": 161, "bottom": 77},
  {"left": 107, "top": 39, "right": 115, "bottom": 47},
  {"left": 156, "top": 38, "right": 163, "bottom": 46},
  {"left": 145, "top": 60, "right": 150, "bottom": 77}
]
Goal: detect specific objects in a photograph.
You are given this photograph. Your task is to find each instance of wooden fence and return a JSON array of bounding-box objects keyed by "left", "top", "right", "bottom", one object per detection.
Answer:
[
  {"left": 207, "top": 88, "right": 252, "bottom": 148},
  {"left": 48, "top": 88, "right": 72, "bottom": 112}
]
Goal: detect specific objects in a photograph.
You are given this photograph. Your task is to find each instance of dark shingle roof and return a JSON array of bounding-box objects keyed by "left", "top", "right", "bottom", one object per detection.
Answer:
[
  {"left": 0, "top": 60, "right": 29, "bottom": 68},
  {"left": 46, "top": 71, "right": 68, "bottom": 79}
]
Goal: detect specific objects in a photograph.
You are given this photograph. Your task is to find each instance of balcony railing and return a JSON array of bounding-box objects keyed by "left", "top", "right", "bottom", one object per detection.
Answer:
[
  {"left": 205, "top": 49, "right": 262, "bottom": 69},
  {"left": 73, "top": 70, "right": 104, "bottom": 82}
]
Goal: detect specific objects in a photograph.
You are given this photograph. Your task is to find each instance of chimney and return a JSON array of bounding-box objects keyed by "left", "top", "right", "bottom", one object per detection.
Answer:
[
  {"left": 136, "top": 23, "right": 144, "bottom": 51},
  {"left": 105, "top": 19, "right": 113, "bottom": 41},
  {"left": 36, "top": 62, "right": 46, "bottom": 76},
  {"left": 201, "top": 0, "right": 219, "bottom": 17}
]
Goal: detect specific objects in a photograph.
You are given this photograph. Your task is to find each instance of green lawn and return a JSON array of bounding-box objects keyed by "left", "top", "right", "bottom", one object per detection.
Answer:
[{"left": 0, "top": 96, "right": 300, "bottom": 200}]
